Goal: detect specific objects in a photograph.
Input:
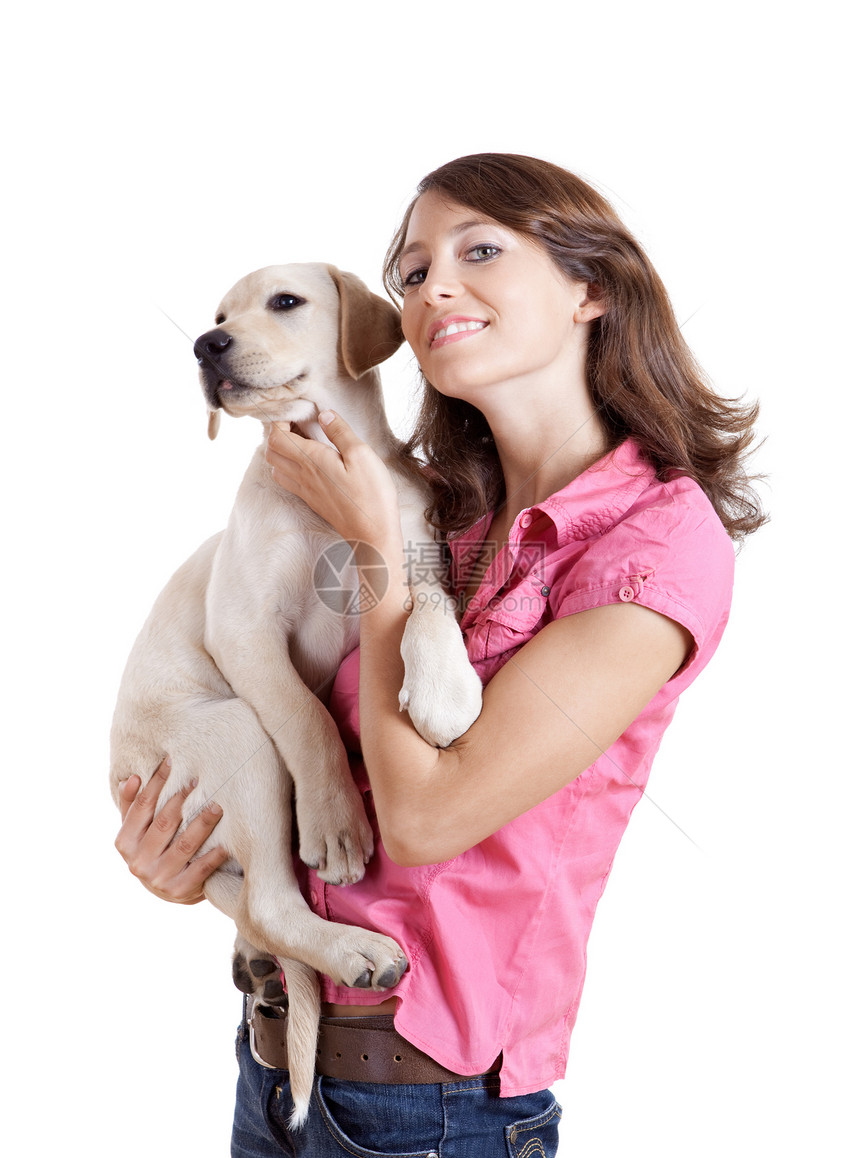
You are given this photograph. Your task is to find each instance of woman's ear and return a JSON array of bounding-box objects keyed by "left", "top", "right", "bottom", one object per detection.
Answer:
[{"left": 574, "top": 283, "right": 606, "bottom": 323}]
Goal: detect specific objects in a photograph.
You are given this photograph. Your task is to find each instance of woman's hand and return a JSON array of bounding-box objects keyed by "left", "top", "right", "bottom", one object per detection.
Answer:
[
  {"left": 114, "top": 759, "right": 229, "bottom": 904},
  {"left": 266, "top": 411, "right": 402, "bottom": 552}
]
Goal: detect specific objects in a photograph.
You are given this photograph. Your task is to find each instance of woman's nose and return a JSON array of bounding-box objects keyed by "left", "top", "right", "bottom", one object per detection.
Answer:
[{"left": 420, "top": 260, "right": 460, "bottom": 302}]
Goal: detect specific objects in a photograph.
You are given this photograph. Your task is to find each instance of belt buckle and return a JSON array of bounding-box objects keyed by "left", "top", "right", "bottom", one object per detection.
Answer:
[{"left": 244, "top": 995, "right": 280, "bottom": 1071}]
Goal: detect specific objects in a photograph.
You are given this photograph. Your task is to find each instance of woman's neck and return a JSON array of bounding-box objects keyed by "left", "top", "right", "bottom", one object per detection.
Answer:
[{"left": 490, "top": 406, "right": 610, "bottom": 518}]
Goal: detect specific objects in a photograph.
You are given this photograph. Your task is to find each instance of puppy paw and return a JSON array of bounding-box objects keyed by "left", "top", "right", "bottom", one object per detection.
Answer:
[
  {"left": 232, "top": 935, "right": 288, "bottom": 1007},
  {"left": 329, "top": 931, "right": 409, "bottom": 992},
  {"left": 296, "top": 785, "right": 374, "bottom": 887},
  {"left": 400, "top": 601, "right": 483, "bottom": 747}
]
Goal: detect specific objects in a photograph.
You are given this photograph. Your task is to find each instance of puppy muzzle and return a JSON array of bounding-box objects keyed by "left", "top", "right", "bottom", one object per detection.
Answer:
[{"left": 195, "top": 327, "right": 234, "bottom": 409}]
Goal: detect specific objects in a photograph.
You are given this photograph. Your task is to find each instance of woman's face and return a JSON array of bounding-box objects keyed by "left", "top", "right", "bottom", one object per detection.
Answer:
[{"left": 398, "top": 191, "right": 600, "bottom": 409}]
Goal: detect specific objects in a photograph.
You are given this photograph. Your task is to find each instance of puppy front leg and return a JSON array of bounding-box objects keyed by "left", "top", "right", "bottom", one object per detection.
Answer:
[
  {"left": 399, "top": 554, "right": 484, "bottom": 748},
  {"left": 208, "top": 631, "right": 373, "bottom": 886}
]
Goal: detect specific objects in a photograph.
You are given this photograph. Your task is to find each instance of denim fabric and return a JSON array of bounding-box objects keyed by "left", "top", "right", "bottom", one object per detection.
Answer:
[{"left": 231, "top": 1021, "right": 562, "bottom": 1157}]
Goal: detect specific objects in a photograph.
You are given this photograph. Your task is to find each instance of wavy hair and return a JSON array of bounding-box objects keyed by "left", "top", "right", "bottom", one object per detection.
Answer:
[{"left": 384, "top": 153, "right": 766, "bottom": 543}]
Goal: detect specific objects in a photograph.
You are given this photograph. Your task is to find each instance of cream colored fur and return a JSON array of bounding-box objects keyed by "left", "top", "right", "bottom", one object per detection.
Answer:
[{"left": 110, "top": 264, "right": 482, "bottom": 1126}]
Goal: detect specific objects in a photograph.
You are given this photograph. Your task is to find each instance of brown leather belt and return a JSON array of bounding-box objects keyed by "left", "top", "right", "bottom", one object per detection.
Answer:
[{"left": 248, "top": 1003, "right": 501, "bottom": 1084}]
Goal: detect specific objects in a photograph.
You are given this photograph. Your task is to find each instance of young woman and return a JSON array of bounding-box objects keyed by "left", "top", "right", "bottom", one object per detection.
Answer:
[{"left": 116, "top": 153, "right": 764, "bottom": 1157}]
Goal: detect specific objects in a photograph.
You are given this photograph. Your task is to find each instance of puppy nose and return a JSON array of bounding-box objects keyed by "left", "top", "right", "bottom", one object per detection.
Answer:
[{"left": 194, "top": 329, "right": 232, "bottom": 364}]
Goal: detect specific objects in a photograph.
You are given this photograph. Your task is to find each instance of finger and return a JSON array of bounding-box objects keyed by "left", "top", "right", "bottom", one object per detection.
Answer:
[
  {"left": 177, "top": 844, "right": 232, "bottom": 894},
  {"left": 133, "top": 757, "right": 172, "bottom": 815},
  {"left": 125, "top": 795, "right": 223, "bottom": 886},
  {"left": 161, "top": 797, "right": 224, "bottom": 867},
  {"left": 268, "top": 423, "right": 323, "bottom": 463},
  {"left": 265, "top": 442, "right": 303, "bottom": 489},
  {"left": 143, "top": 778, "right": 203, "bottom": 858},
  {"left": 149, "top": 829, "right": 229, "bottom": 905},
  {"left": 117, "top": 774, "right": 141, "bottom": 822},
  {"left": 267, "top": 421, "right": 296, "bottom": 458},
  {"left": 267, "top": 433, "right": 351, "bottom": 509},
  {"left": 266, "top": 427, "right": 324, "bottom": 488},
  {"left": 317, "top": 409, "right": 362, "bottom": 457},
  {"left": 116, "top": 758, "right": 174, "bottom": 847}
]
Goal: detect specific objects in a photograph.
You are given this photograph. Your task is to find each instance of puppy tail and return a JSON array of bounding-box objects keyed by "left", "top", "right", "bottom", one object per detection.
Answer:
[{"left": 280, "top": 958, "right": 321, "bottom": 1130}]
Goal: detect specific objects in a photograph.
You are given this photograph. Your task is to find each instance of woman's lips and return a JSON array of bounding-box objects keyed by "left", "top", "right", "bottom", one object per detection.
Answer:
[{"left": 428, "top": 316, "right": 488, "bottom": 349}]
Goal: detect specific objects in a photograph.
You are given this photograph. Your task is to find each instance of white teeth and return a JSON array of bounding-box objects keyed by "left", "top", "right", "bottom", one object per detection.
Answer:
[{"left": 433, "top": 320, "right": 486, "bottom": 342}]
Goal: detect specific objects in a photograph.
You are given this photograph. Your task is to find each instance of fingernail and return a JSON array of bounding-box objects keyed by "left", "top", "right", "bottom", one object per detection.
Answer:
[{"left": 318, "top": 409, "right": 335, "bottom": 426}]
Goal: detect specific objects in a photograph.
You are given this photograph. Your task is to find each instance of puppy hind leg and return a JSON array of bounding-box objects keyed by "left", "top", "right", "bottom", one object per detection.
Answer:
[
  {"left": 230, "top": 933, "right": 288, "bottom": 1006},
  {"left": 201, "top": 871, "right": 287, "bottom": 1008}
]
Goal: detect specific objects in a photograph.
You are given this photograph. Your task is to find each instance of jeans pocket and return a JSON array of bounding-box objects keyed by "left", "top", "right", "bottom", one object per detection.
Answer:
[
  {"left": 314, "top": 1077, "right": 444, "bottom": 1157},
  {"left": 505, "top": 1097, "right": 563, "bottom": 1158}
]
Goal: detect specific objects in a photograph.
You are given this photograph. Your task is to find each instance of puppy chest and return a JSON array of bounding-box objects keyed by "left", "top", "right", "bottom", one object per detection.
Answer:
[{"left": 289, "top": 603, "right": 359, "bottom": 693}]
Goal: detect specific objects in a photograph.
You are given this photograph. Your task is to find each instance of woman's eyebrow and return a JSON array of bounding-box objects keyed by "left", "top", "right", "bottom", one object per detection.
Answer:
[{"left": 399, "top": 220, "right": 495, "bottom": 263}]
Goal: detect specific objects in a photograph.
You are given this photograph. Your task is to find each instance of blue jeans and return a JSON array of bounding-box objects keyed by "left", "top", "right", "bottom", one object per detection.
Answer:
[{"left": 232, "top": 1019, "right": 562, "bottom": 1157}]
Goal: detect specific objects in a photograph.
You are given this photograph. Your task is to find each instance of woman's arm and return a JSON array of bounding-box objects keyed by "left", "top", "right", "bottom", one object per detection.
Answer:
[
  {"left": 360, "top": 595, "right": 689, "bottom": 866},
  {"left": 267, "top": 414, "right": 690, "bottom": 867}
]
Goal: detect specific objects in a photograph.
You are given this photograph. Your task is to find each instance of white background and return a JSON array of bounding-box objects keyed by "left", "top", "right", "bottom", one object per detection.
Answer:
[{"left": 3, "top": 2, "right": 856, "bottom": 1155}]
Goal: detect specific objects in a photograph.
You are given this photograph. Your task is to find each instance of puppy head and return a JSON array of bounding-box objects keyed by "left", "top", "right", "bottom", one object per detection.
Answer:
[{"left": 194, "top": 263, "right": 403, "bottom": 437}]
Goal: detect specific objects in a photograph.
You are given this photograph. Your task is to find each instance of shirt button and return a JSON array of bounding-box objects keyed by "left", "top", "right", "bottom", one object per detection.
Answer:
[
  {"left": 619, "top": 585, "right": 635, "bottom": 601},
  {"left": 541, "top": 585, "right": 551, "bottom": 597},
  {"left": 310, "top": 891, "right": 320, "bottom": 906},
  {"left": 519, "top": 511, "right": 533, "bottom": 528}
]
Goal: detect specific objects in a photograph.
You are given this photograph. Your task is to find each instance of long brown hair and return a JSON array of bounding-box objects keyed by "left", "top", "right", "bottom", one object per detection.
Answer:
[{"left": 384, "top": 153, "right": 766, "bottom": 543}]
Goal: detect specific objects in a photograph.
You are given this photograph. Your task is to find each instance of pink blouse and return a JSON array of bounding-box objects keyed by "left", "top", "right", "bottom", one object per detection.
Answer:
[{"left": 304, "top": 438, "right": 735, "bottom": 1096}]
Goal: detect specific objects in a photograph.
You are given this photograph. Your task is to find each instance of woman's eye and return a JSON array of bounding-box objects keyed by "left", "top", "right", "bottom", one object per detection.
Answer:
[
  {"left": 466, "top": 244, "right": 500, "bottom": 262},
  {"left": 402, "top": 267, "right": 427, "bottom": 287}
]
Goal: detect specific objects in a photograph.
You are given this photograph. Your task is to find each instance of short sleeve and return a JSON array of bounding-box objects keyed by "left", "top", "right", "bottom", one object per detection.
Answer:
[{"left": 549, "top": 477, "right": 735, "bottom": 681}]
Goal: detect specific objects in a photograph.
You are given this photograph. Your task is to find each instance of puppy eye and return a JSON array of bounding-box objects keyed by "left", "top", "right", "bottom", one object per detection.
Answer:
[
  {"left": 215, "top": 314, "right": 226, "bottom": 325},
  {"left": 268, "top": 294, "right": 305, "bottom": 311}
]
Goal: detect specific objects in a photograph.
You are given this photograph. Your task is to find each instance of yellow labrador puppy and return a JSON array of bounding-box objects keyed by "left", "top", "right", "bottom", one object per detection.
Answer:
[{"left": 110, "top": 264, "right": 482, "bottom": 1125}]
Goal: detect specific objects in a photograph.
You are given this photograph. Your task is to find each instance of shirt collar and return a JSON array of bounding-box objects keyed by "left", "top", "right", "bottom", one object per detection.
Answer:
[
  {"left": 534, "top": 437, "right": 654, "bottom": 543},
  {"left": 452, "top": 438, "right": 654, "bottom": 558}
]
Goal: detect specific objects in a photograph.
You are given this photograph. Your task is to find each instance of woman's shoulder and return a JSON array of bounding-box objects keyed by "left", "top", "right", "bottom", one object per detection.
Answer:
[
  {"left": 543, "top": 438, "right": 732, "bottom": 556},
  {"left": 548, "top": 457, "right": 735, "bottom": 660}
]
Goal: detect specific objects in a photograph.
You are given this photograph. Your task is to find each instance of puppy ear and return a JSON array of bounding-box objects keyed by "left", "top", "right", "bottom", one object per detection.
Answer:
[
  {"left": 207, "top": 410, "right": 221, "bottom": 440},
  {"left": 326, "top": 265, "right": 404, "bottom": 379}
]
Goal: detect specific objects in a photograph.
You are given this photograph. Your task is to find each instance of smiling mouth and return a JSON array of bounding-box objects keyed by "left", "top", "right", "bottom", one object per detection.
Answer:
[{"left": 430, "top": 320, "right": 488, "bottom": 345}]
